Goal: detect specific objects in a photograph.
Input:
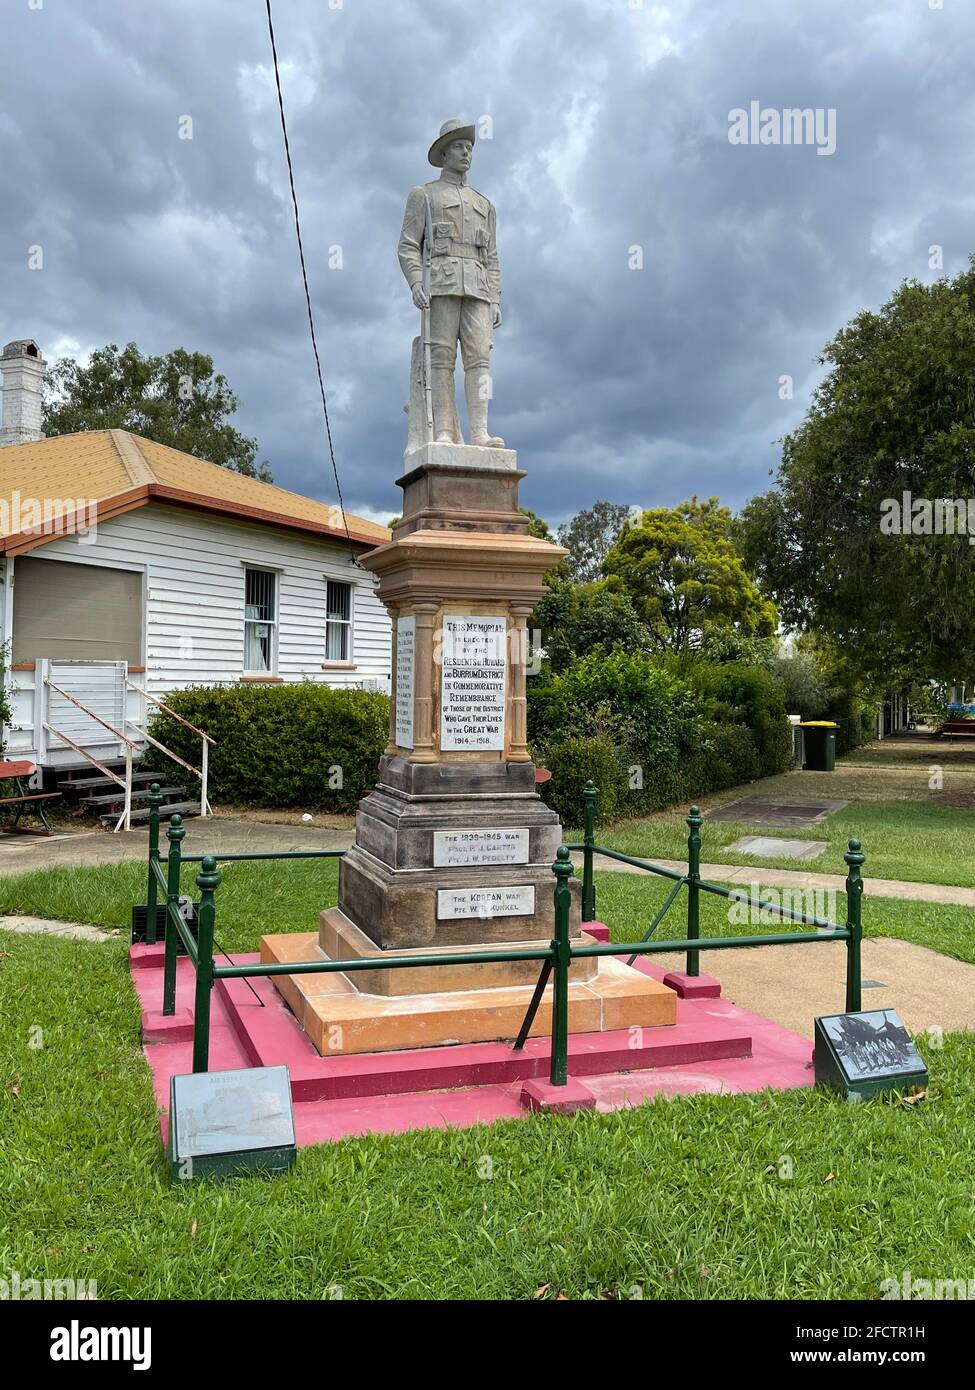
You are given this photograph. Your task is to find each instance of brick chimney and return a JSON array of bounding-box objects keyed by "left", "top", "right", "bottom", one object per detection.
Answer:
[{"left": 0, "top": 339, "right": 47, "bottom": 447}]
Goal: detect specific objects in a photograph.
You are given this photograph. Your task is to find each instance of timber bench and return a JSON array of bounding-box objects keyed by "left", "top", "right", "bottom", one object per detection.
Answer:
[
  {"left": 0, "top": 759, "right": 60, "bottom": 834},
  {"left": 940, "top": 721, "right": 975, "bottom": 741}
]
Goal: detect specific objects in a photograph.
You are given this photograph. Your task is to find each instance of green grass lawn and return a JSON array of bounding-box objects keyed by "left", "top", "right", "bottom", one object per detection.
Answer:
[
  {"left": 2, "top": 923, "right": 974, "bottom": 1301},
  {"left": 0, "top": 857, "right": 342, "bottom": 955},
  {"left": 571, "top": 800, "right": 975, "bottom": 888},
  {"left": 1, "top": 857, "right": 972, "bottom": 964}
]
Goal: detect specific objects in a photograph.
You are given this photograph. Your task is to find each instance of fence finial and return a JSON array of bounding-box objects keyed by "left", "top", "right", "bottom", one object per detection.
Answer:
[{"left": 196, "top": 854, "right": 221, "bottom": 894}]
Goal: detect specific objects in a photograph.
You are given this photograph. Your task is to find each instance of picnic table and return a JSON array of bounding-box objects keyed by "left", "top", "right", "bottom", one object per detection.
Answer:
[{"left": 0, "top": 759, "right": 60, "bottom": 834}]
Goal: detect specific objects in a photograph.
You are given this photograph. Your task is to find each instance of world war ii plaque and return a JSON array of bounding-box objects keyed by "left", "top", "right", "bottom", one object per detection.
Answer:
[
  {"left": 433, "top": 827, "right": 530, "bottom": 867},
  {"left": 439, "top": 614, "right": 507, "bottom": 751},
  {"left": 395, "top": 615, "right": 416, "bottom": 748},
  {"left": 814, "top": 1008, "right": 928, "bottom": 1100}
]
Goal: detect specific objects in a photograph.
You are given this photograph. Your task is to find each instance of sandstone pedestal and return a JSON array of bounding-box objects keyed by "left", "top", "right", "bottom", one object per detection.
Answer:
[{"left": 264, "top": 441, "right": 675, "bottom": 1052}]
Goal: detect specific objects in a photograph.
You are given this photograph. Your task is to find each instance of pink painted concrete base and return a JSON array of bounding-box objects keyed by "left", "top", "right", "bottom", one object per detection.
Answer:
[
  {"left": 584, "top": 922, "right": 611, "bottom": 943},
  {"left": 142, "top": 1007, "right": 194, "bottom": 1043},
  {"left": 521, "top": 1077, "right": 596, "bottom": 1113},
  {"left": 663, "top": 970, "right": 722, "bottom": 999},
  {"left": 131, "top": 942, "right": 814, "bottom": 1147}
]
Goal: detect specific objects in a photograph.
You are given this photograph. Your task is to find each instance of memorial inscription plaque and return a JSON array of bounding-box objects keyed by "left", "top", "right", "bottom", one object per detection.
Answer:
[
  {"left": 814, "top": 1009, "right": 928, "bottom": 1100},
  {"left": 437, "top": 884, "right": 535, "bottom": 920},
  {"left": 433, "top": 827, "right": 530, "bottom": 867},
  {"left": 440, "top": 614, "right": 507, "bottom": 751},
  {"left": 394, "top": 615, "right": 416, "bottom": 748}
]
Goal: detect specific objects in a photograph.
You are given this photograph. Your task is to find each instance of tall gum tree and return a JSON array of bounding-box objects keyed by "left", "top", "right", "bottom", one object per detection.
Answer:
[{"left": 739, "top": 260, "right": 975, "bottom": 682}]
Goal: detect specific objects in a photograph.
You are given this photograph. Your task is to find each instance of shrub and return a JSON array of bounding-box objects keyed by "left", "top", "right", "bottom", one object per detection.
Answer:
[
  {"left": 773, "top": 652, "right": 824, "bottom": 719},
  {"left": 531, "top": 649, "right": 706, "bottom": 789},
  {"left": 540, "top": 733, "right": 627, "bottom": 826},
  {"left": 683, "top": 722, "right": 761, "bottom": 796},
  {"left": 529, "top": 649, "right": 711, "bottom": 820},
  {"left": 531, "top": 580, "right": 647, "bottom": 673},
  {"left": 695, "top": 662, "right": 793, "bottom": 777},
  {"left": 146, "top": 683, "right": 388, "bottom": 812}
]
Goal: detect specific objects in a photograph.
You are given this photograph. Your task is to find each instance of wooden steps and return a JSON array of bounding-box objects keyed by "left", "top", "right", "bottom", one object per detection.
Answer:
[
  {"left": 125, "top": 799, "right": 201, "bottom": 825},
  {"left": 56, "top": 764, "right": 199, "bottom": 825}
]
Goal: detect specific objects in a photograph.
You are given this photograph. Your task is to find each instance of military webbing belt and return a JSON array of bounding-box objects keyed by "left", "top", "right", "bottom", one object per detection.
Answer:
[{"left": 432, "top": 239, "right": 485, "bottom": 260}]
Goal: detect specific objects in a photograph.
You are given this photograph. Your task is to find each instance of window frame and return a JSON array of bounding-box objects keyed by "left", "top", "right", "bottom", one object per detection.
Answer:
[
  {"left": 242, "top": 565, "right": 279, "bottom": 675},
  {"left": 324, "top": 577, "right": 354, "bottom": 666}
]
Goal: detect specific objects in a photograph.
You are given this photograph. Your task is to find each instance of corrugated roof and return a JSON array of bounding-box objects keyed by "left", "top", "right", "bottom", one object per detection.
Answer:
[{"left": 0, "top": 430, "right": 390, "bottom": 553}]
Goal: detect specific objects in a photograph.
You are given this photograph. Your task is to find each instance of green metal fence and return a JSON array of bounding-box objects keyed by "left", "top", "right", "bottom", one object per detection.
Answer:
[{"left": 137, "top": 779, "right": 864, "bottom": 1086}]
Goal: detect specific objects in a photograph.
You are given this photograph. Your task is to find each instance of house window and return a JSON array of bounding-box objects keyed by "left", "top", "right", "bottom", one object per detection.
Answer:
[
  {"left": 244, "top": 568, "right": 277, "bottom": 672},
  {"left": 325, "top": 580, "right": 352, "bottom": 662}
]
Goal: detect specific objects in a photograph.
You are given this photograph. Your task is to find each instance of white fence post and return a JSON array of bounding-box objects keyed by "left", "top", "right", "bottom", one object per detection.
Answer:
[{"left": 201, "top": 738, "right": 210, "bottom": 817}]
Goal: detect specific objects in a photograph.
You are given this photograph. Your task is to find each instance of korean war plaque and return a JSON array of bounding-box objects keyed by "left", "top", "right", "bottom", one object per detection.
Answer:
[
  {"left": 433, "top": 827, "right": 530, "bottom": 867},
  {"left": 440, "top": 614, "right": 507, "bottom": 751},
  {"left": 437, "top": 884, "right": 535, "bottom": 920},
  {"left": 395, "top": 615, "right": 416, "bottom": 748}
]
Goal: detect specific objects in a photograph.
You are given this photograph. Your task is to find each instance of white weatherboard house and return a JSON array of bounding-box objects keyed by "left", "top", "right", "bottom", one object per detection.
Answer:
[{"left": 0, "top": 339, "right": 392, "bottom": 815}]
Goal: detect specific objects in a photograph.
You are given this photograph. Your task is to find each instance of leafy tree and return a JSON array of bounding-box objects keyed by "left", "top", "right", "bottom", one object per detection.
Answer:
[
  {"left": 43, "top": 343, "right": 272, "bottom": 480},
  {"left": 739, "top": 260, "right": 975, "bottom": 681},
  {"left": 519, "top": 507, "right": 553, "bottom": 541},
  {"left": 557, "top": 500, "right": 632, "bottom": 582},
  {"left": 531, "top": 577, "right": 647, "bottom": 672},
  {"left": 602, "top": 496, "right": 777, "bottom": 650}
]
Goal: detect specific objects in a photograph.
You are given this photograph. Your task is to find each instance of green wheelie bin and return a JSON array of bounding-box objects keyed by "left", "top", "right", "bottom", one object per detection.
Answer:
[{"left": 800, "top": 721, "right": 837, "bottom": 772}]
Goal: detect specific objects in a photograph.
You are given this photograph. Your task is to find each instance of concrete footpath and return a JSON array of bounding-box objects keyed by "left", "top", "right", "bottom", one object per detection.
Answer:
[
  {"left": 597, "top": 855, "right": 975, "bottom": 908},
  {"left": 0, "top": 817, "right": 351, "bottom": 877}
]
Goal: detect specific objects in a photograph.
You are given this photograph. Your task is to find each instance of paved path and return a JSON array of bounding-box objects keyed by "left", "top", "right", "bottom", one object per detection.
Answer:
[
  {"left": 0, "top": 915, "right": 113, "bottom": 941},
  {"left": 0, "top": 817, "right": 352, "bottom": 877},
  {"left": 592, "top": 855, "right": 975, "bottom": 908},
  {"left": 651, "top": 937, "right": 975, "bottom": 1039}
]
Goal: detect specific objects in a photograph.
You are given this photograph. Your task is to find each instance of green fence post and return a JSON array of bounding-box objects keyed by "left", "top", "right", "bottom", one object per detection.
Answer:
[
  {"left": 549, "top": 845, "right": 573, "bottom": 1087},
  {"left": 192, "top": 855, "right": 220, "bottom": 1074},
  {"left": 162, "top": 813, "right": 185, "bottom": 1017},
  {"left": 844, "top": 837, "right": 865, "bottom": 1014},
  {"left": 581, "top": 779, "right": 597, "bottom": 924},
  {"left": 145, "top": 784, "right": 164, "bottom": 945},
  {"left": 685, "top": 805, "right": 702, "bottom": 977}
]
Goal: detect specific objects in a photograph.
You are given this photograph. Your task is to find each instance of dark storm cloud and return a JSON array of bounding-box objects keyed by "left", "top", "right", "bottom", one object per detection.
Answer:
[{"left": 2, "top": 0, "right": 974, "bottom": 527}]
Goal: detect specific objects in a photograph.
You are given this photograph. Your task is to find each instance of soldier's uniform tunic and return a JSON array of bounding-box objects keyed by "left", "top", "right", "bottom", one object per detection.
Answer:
[{"left": 398, "top": 169, "right": 501, "bottom": 375}]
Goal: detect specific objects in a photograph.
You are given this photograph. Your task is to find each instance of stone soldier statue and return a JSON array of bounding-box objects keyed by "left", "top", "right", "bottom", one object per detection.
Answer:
[{"left": 398, "top": 119, "right": 504, "bottom": 450}]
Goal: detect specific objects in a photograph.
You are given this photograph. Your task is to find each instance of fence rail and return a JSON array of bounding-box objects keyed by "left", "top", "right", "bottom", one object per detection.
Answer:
[{"left": 135, "top": 779, "right": 865, "bottom": 1086}]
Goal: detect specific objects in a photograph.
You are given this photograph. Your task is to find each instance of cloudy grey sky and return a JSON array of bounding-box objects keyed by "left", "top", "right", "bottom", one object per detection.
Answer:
[{"left": 3, "top": 0, "right": 973, "bottom": 528}]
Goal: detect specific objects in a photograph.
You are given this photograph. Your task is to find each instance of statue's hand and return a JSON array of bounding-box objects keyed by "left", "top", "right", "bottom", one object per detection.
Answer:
[
  {"left": 492, "top": 303, "right": 502, "bottom": 329},
  {"left": 412, "top": 283, "right": 430, "bottom": 310}
]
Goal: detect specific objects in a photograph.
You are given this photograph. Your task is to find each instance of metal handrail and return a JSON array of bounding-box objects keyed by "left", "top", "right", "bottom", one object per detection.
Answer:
[
  {"left": 126, "top": 681, "right": 216, "bottom": 745},
  {"left": 44, "top": 678, "right": 139, "bottom": 831},
  {"left": 127, "top": 722, "right": 200, "bottom": 778},
  {"left": 125, "top": 721, "right": 211, "bottom": 819},
  {"left": 42, "top": 724, "right": 125, "bottom": 788},
  {"left": 125, "top": 683, "right": 212, "bottom": 817},
  {"left": 43, "top": 679, "right": 138, "bottom": 748}
]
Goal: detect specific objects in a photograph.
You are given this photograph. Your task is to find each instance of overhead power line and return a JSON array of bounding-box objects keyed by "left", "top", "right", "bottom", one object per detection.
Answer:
[{"left": 264, "top": 0, "right": 359, "bottom": 563}]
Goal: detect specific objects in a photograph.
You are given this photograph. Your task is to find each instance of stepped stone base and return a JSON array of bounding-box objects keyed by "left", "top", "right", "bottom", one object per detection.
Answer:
[
  {"left": 320, "top": 907, "right": 598, "bottom": 994},
  {"left": 262, "top": 930, "right": 677, "bottom": 1056}
]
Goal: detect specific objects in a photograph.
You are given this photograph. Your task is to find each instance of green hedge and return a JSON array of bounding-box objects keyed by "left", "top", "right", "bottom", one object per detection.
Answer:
[
  {"left": 147, "top": 684, "right": 388, "bottom": 812},
  {"left": 541, "top": 733, "right": 628, "bottom": 825},
  {"left": 529, "top": 648, "right": 793, "bottom": 825},
  {"left": 528, "top": 649, "right": 707, "bottom": 821}
]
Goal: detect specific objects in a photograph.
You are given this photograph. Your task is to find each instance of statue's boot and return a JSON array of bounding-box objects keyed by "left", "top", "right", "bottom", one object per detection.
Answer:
[
  {"left": 432, "top": 368, "right": 457, "bottom": 444},
  {"left": 466, "top": 369, "right": 504, "bottom": 448}
]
